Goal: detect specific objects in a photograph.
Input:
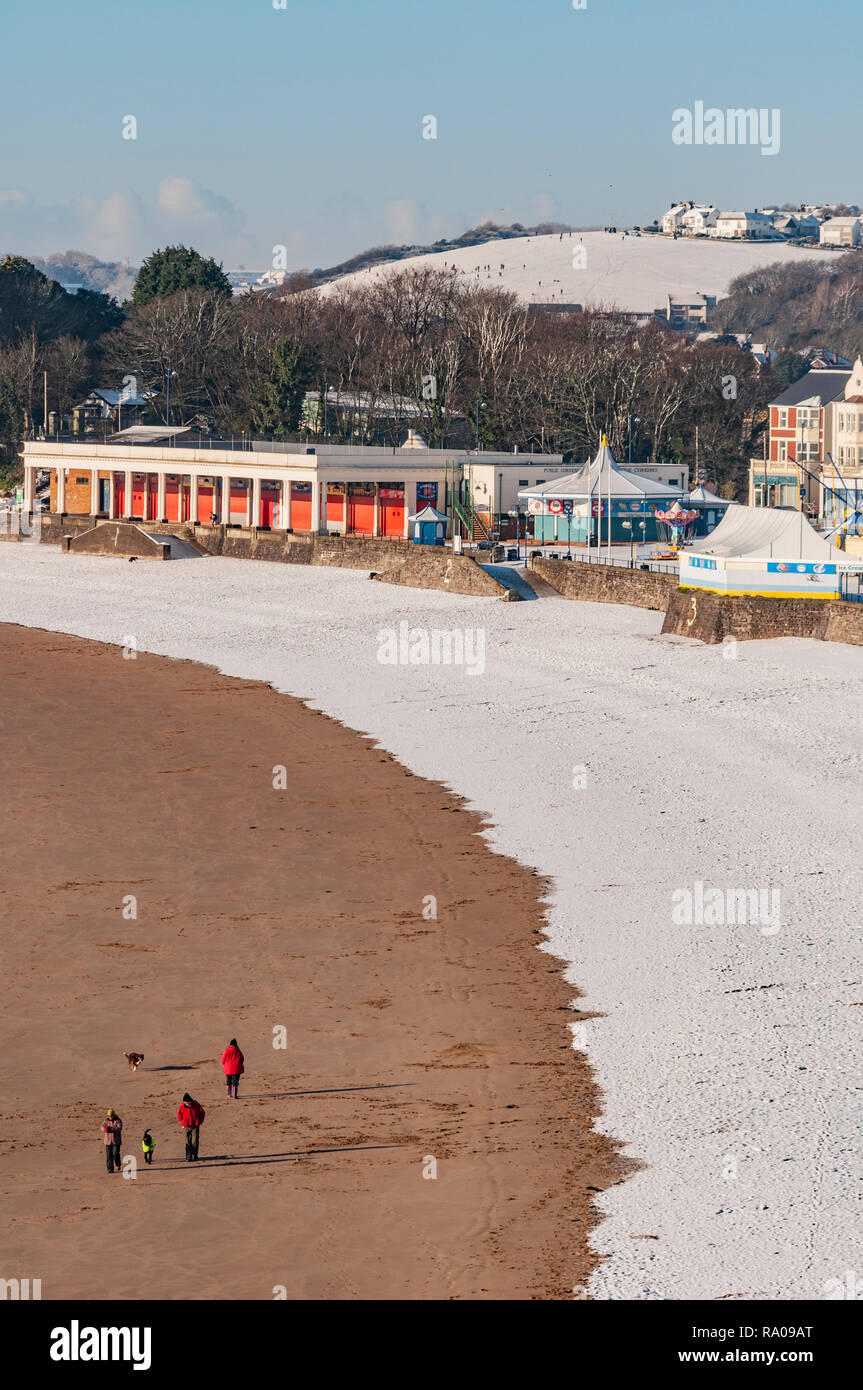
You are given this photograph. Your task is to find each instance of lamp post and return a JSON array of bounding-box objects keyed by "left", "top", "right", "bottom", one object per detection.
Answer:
[
  {"left": 628, "top": 413, "right": 641, "bottom": 464},
  {"left": 622, "top": 519, "right": 633, "bottom": 567},
  {"left": 475, "top": 398, "right": 486, "bottom": 452},
  {"left": 165, "top": 370, "right": 178, "bottom": 439}
]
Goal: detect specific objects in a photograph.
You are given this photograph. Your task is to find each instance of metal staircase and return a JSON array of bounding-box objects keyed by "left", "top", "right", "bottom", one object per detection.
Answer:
[{"left": 452, "top": 495, "right": 492, "bottom": 542}]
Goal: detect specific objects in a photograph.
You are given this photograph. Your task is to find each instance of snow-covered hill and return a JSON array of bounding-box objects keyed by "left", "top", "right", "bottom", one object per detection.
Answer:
[{"left": 321, "top": 230, "right": 845, "bottom": 313}]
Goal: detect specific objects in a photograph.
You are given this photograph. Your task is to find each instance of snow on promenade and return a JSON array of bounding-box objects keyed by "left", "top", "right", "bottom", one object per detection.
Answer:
[
  {"left": 2, "top": 542, "right": 861, "bottom": 1301},
  {"left": 322, "top": 229, "right": 845, "bottom": 312}
]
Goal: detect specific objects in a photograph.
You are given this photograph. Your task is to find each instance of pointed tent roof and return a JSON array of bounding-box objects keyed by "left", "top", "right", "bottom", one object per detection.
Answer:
[
  {"left": 687, "top": 506, "right": 848, "bottom": 563},
  {"left": 686, "top": 483, "right": 737, "bottom": 507},
  {"left": 517, "top": 437, "right": 684, "bottom": 501}
]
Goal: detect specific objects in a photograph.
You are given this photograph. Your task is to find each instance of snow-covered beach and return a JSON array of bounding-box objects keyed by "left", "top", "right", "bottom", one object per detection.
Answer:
[{"left": 2, "top": 541, "right": 860, "bottom": 1300}]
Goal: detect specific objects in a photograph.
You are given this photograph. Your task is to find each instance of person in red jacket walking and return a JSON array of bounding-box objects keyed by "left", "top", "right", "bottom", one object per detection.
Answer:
[
  {"left": 177, "top": 1093, "right": 205, "bottom": 1161},
  {"left": 221, "top": 1038, "right": 245, "bottom": 1099}
]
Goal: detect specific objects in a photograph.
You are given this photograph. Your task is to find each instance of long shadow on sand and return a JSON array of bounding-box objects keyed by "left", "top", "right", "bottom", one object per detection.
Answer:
[
  {"left": 241, "top": 1084, "right": 415, "bottom": 1099},
  {"left": 151, "top": 1144, "right": 402, "bottom": 1171},
  {"left": 150, "top": 1064, "right": 208, "bottom": 1072}
]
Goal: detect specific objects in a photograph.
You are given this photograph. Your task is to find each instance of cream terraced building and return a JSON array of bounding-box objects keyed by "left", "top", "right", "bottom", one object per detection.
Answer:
[{"left": 21, "top": 430, "right": 570, "bottom": 540}]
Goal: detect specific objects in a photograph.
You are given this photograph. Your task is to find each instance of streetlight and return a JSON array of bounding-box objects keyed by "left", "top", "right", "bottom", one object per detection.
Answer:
[
  {"left": 621, "top": 519, "right": 634, "bottom": 566},
  {"left": 628, "top": 413, "right": 640, "bottom": 464},
  {"left": 508, "top": 505, "right": 524, "bottom": 561},
  {"left": 475, "top": 398, "right": 486, "bottom": 452},
  {"left": 165, "top": 370, "right": 178, "bottom": 432}
]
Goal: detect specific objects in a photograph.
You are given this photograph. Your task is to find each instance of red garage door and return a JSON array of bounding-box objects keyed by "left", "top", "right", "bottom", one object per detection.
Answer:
[
  {"left": 260, "top": 482, "right": 279, "bottom": 527},
  {"left": 197, "top": 482, "right": 215, "bottom": 524},
  {"left": 291, "top": 483, "right": 313, "bottom": 531},
  {"left": 147, "top": 475, "right": 159, "bottom": 519},
  {"left": 131, "top": 475, "right": 146, "bottom": 518},
  {"left": 380, "top": 489, "right": 405, "bottom": 538},
  {"left": 348, "top": 492, "right": 375, "bottom": 535},
  {"left": 229, "top": 482, "right": 248, "bottom": 524},
  {"left": 327, "top": 490, "right": 344, "bottom": 529},
  {"left": 165, "top": 477, "right": 180, "bottom": 522},
  {"left": 113, "top": 474, "right": 125, "bottom": 515}
]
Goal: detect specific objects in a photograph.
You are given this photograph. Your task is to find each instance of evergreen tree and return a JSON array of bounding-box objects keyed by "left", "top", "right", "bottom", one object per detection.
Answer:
[
  {"left": 131, "top": 245, "right": 231, "bottom": 306},
  {"left": 0, "top": 256, "right": 122, "bottom": 342},
  {"left": 252, "top": 339, "right": 316, "bottom": 437}
]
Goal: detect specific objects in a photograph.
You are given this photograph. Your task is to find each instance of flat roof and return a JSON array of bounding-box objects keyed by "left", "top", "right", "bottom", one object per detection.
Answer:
[{"left": 23, "top": 439, "right": 565, "bottom": 469}]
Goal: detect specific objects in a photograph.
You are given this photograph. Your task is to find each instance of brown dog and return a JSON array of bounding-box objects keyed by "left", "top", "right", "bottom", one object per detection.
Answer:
[{"left": 124, "top": 1052, "right": 144, "bottom": 1071}]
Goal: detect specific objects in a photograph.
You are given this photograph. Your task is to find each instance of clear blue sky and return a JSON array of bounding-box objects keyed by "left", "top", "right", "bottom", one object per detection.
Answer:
[{"left": 0, "top": 0, "right": 858, "bottom": 271}]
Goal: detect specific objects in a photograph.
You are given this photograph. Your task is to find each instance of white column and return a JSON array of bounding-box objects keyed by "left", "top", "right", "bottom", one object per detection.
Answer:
[
  {"left": 283, "top": 480, "right": 292, "bottom": 529},
  {"left": 90, "top": 469, "right": 100, "bottom": 515},
  {"left": 372, "top": 482, "right": 380, "bottom": 537},
  {"left": 252, "top": 476, "right": 262, "bottom": 528},
  {"left": 311, "top": 477, "right": 321, "bottom": 533},
  {"left": 57, "top": 466, "right": 66, "bottom": 514},
  {"left": 23, "top": 466, "right": 35, "bottom": 511},
  {"left": 123, "top": 470, "right": 132, "bottom": 519},
  {"left": 245, "top": 479, "right": 253, "bottom": 527},
  {"left": 190, "top": 474, "right": 199, "bottom": 524},
  {"left": 141, "top": 476, "right": 149, "bottom": 522},
  {"left": 157, "top": 472, "right": 166, "bottom": 522},
  {"left": 222, "top": 476, "right": 232, "bottom": 524},
  {"left": 319, "top": 480, "right": 328, "bottom": 534},
  {"left": 404, "top": 479, "right": 417, "bottom": 539}
]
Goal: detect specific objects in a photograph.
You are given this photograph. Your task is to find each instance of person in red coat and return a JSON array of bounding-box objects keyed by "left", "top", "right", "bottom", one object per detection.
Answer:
[
  {"left": 177, "top": 1093, "right": 205, "bottom": 1161},
  {"left": 221, "top": 1038, "right": 245, "bottom": 1099}
]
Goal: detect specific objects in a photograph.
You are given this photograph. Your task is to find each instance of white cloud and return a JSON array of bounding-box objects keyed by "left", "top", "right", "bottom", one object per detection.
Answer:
[
  {"left": 0, "top": 178, "right": 250, "bottom": 266},
  {"left": 157, "top": 177, "right": 246, "bottom": 238},
  {"left": 88, "top": 190, "right": 145, "bottom": 258}
]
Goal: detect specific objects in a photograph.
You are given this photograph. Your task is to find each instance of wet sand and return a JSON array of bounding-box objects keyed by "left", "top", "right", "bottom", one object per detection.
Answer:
[{"left": 0, "top": 622, "right": 620, "bottom": 1300}]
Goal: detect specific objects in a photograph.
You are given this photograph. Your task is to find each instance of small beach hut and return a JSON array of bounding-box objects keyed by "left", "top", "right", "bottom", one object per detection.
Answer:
[{"left": 410, "top": 504, "right": 448, "bottom": 546}]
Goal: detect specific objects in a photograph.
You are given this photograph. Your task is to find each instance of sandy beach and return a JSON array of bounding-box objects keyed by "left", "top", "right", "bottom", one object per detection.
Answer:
[
  {"left": 1, "top": 543, "right": 861, "bottom": 1300},
  {"left": 0, "top": 620, "right": 618, "bottom": 1301}
]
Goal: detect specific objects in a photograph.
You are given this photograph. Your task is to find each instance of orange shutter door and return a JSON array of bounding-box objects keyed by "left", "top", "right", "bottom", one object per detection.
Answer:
[
  {"left": 381, "top": 495, "right": 405, "bottom": 537},
  {"left": 290, "top": 485, "right": 313, "bottom": 530},
  {"left": 197, "top": 483, "right": 214, "bottom": 524},
  {"left": 348, "top": 495, "right": 375, "bottom": 534}
]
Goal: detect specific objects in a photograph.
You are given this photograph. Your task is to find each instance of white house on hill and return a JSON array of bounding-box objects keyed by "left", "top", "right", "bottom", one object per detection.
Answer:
[
  {"left": 820, "top": 216, "right": 861, "bottom": 247},
  {"left": 661, "top": 203, "right": 688, "bottom": 235},
  {"left": 681, "top": 205, "right": 717, "bottom": 235},
  {"left": 711, "top": 211, "right": 783, "bottom": 240}
]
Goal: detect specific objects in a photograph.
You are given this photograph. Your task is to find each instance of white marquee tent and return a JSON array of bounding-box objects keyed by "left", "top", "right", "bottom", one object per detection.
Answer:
[{"left": 681, "top": 506, "right": 863, "bottom": 597}]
